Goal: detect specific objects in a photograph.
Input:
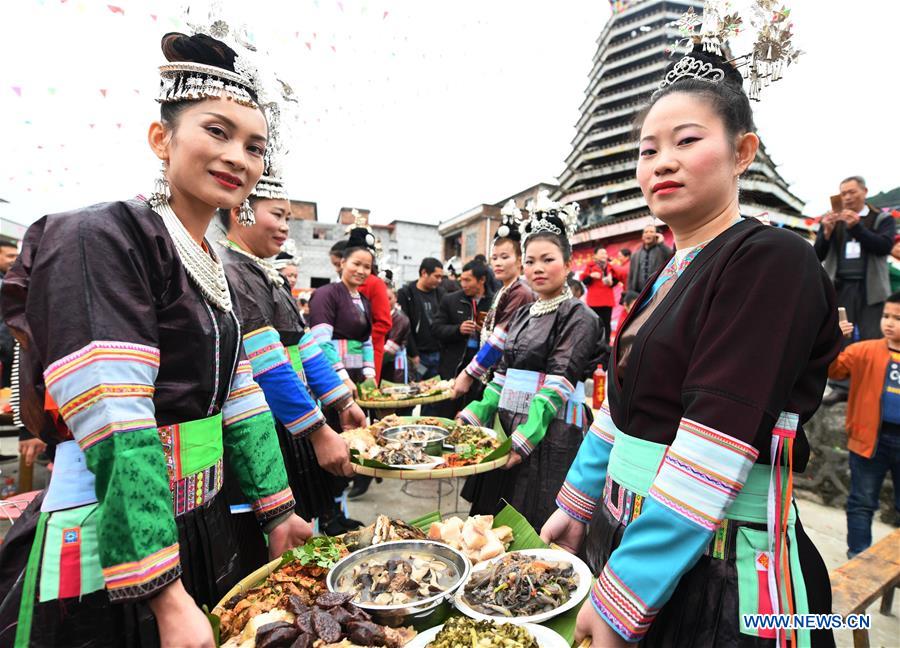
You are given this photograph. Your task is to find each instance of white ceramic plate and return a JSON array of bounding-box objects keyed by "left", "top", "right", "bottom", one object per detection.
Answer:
[
  {"left": 405, "top": 621, "right": 568, "bottom": 648},
  {"left": 453, "top": 548, "right": 592, "bottom": 625}
]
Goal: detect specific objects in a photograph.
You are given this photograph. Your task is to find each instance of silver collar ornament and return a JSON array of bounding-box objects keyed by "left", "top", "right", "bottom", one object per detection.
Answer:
[
  {"left": 151, "top": 199, "right": 232, "bottom": 312},
  {"left": 219, "top": 238, "right": 284, "bottom": 286},
  {"left": 530, "top": 285, "right": 573, "bottom": 317}
]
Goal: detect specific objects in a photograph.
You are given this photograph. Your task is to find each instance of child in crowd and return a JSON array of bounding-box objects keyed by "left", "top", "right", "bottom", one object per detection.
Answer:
[{"left": 829, "top": 292, "right": 900, "bottom": 557}]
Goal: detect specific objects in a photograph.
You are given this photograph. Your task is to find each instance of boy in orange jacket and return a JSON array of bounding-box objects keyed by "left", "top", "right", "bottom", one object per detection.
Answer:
[{"left": 829, "top": 292, "right": 900, "bottom": 557}]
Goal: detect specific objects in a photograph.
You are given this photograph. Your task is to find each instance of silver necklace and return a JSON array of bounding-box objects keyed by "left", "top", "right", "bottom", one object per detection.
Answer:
[
  {"left": 151, "top": 200, "right": 232, "bottom": 312},
  {"left": 219, "top": 238, "right": 285, "bottom": 286},
  {"left": 530, "top": 284, "right": 573, "bottom": 317},
  {"left": 480, "top": 279, "right": 512, "bottom": 345}
]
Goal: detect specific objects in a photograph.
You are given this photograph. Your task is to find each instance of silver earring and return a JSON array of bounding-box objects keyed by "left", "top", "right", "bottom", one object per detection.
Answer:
[
  {"left": 149, "top": 163, "right": 170, "bottom": 208},
  {"left": 237, "top": 199, "right": 256, "bottom": 226}
]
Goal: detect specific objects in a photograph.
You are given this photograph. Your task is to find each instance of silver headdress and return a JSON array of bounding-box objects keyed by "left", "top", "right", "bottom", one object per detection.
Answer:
[
  {"left": 152, "top": 6, "right": 300, "bottom": 226},
  {"left": 658, "top": 55, "right": 726, "bottom": 88},
  {"left": 661, "top": 0, "right": 802, "bottom": 101},
  {"left": 495, "top": 199, "right": 524, "bottom": 242},
  {"left": 345, "top": 210, "right": 380, "bottom": 260},
  {"left": 273, "top": 239, "right": 301, "bottom": 270},
  {"left": 522, "top": 190, "right": 579, "bottom": 243},
  {"left": 252, "top": 174, "right": 289, "bottom": 201},
  {"left": 157, "top": 14, "right": 261, "bottom": 107},
  {"left": 252, "top": 78, "right": 299, "bottom": 202},
  {"left": 250, "top": 117, "right": 291, "bottom": 202}
]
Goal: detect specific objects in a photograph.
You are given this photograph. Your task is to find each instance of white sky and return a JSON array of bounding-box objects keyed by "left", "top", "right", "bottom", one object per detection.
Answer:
[{"left": 1, "top": 0, "right": 897, "bottom": 231}]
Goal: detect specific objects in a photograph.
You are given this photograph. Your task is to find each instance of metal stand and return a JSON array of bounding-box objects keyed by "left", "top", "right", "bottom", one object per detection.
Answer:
[{"left": 400, "top": 479, "right": 454, "bottom": 513}]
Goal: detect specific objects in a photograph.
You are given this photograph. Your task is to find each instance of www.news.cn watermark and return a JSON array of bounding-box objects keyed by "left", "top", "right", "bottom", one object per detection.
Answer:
[{"left": 743, "top": 614, "right": 871, "bottom": 631}]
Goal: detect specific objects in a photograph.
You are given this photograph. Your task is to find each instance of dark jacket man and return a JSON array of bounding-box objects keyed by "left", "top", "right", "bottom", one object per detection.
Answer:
[
  {"left": 627, "top": 225, "right": 673, "bottom": 293},
  {"left": 432, "top": 263, "right": 494, "bottom": 380},
  {"left": 396, "top": 258, "right": 445, "bottom": 371},
  {"left": 814, "top": 176, "right": 894, "bottom": 341}
]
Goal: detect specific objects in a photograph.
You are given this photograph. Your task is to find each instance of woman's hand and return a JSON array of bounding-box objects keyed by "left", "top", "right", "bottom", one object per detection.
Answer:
[
  {"left": 148, "top": 580, "right": 215, "bottom": 648},
  {"left": 839, "top": 320, "right": 854, "bottom": 338},
  {"left": 268, "top": 514, "right": 313, "bottom": 559},
  {"left": 338, "top": 402, "right": 367, "bottom": 430},
  {"left": 452, "top": 370, "right": 474, "bottom": 398},
  {"left": 575, "top": 599, "right": 628, "bottom": 648},
  {"left": 343, "top": 379, "right": 358, "bottom": 399},
  {"left": 503, "top": 451, "right": 522, "bottom": 470},
  {"left": 539, "top": 508, "right": 586, "bottom": 555},
  {"left": 310, "top": 425, "right": 354, "bottom": 477}
]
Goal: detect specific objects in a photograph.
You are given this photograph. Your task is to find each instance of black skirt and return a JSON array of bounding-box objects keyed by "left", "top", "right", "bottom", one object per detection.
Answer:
[
  {"left": 276, "top": 421, "right": 334, "bottom": 521},
  {"left": 0, "top": 492, "right": 241, "bottom": 648},
  {"left": 463, "top": 408, "right": 585, "bottom": 531},
  {"left": 583, "top": 483, "right": 836, "bottom": 648}
]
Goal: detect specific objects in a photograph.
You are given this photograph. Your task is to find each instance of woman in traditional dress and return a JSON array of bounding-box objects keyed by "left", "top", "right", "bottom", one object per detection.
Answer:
[
  {"left": 308, "top": 229, "right": 378, "bottom": 392},
  {"left": 452, "top": 199, "right": 535, "bottom": 508},
  {"left": 0, "top": 30, "right": 311, "bottom": 648},
  {"left": 541, "top": 35, "right": 841, "bottom": 648},
  {"left": 217, "top": 162, "right": 367, "bottom": 570},
  {"left": 457, "top": 193, "right": 601, "bottom": 530},
  {"left": 307, "top": 227, "right": 378, "bottom": 528},
  {"left": 452, "top": 199, "right": 534, "bottom": 395}
]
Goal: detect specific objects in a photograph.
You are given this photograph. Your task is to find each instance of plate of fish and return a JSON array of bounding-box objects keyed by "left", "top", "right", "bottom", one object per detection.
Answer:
[
  {"left": 406, "top": 616, "right": 568, "bottom": 648},
  {"left": 454, "top": 549, "right": 591, "bottom": 625},
  {"left": 327, "top": 540, "right": 471, "bottom": 625},
  {"left": 363, "top": 441, "right": 446, "bottom": 469}
]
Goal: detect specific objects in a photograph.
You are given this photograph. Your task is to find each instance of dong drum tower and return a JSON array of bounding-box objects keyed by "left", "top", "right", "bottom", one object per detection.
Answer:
[{"left": 556, "top": 0, "right": 807, "bottom": 246}]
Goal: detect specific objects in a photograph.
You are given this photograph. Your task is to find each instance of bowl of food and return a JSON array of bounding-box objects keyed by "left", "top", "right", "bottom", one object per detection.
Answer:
[
  {"left": 444, "top": 424, "right": 500, "bottom": 452},
  {"left": 380, "top": 384, "right": 420, "bottom": 398},
  {"left": 454, "top": 549, "right": 591, "bottom": 625},
  {"left": 326, "top": 540, "right": 471, "bottom": 626},
  {"left": 406, "top": 616, "right": 568, "bottom": 648},
  {"left": 382, "top": 425, "right": 449, "bottom": 457}
]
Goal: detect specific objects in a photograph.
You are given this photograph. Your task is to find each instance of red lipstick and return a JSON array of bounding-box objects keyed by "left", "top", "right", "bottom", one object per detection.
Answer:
[
  {"left": 210, "top": 171, "right": 243, "bottom": 189},
  {"left": 652, "top": 180, "right": 683, "bottom": 195}
]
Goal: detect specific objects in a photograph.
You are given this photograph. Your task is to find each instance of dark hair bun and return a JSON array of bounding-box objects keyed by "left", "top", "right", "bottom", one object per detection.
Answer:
[
  {"left": 675, "top": 44, "right": 745, "bottom": 91},
  {"left": 647, "top": 43, "right": 755, "bottom": 136},
  {"left": 161, "top": 32, "right": 238, "bottom": 73},
  {"left": 345, "top": 227, "right": 377, "bottom": 256}
]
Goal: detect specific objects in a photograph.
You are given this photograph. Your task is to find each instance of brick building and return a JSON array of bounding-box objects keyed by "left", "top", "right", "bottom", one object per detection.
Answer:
[{"left": 438, "top": 183, "right": 559, "bottom": 264}]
